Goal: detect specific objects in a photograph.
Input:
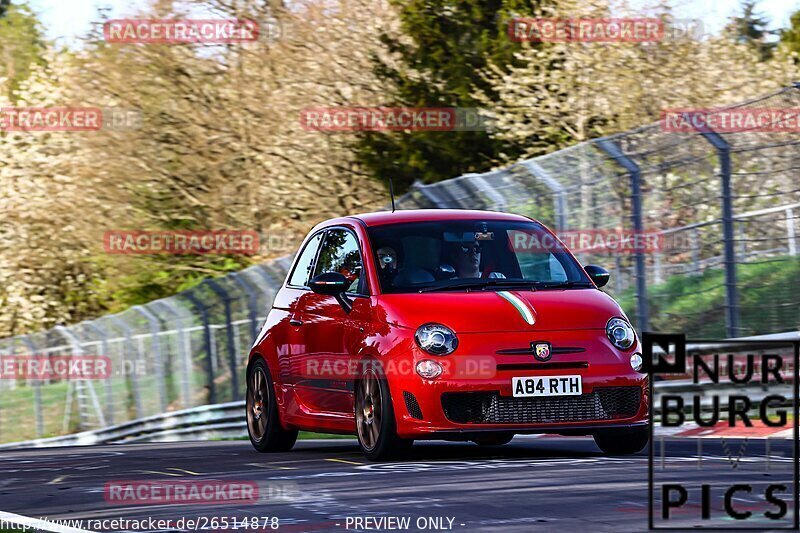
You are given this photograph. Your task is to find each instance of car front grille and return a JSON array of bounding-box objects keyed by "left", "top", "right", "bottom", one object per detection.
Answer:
[{"left": 441, "top": 387, "right": 641, "bottom": 425}]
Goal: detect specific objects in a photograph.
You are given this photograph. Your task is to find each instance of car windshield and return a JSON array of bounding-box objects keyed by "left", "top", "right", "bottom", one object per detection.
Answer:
[{"left": 367, "top": 219, "right": 592, "bottom": 294}]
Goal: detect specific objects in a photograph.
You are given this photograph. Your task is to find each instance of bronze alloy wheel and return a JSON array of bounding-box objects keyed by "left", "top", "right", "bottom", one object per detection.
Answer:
[
  {"left": 356, "top": 368, "right": 382, "bottom": 451},
  {"left": 246, "top": 359, "right": 298, "bottom": 453},
  {"left": 247, "top": 365, "right": 269, "bottom": 443}
]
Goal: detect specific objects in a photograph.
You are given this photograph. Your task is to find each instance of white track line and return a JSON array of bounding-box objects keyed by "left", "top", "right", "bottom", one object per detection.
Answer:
[{"left": 0, "top": 510, "right": 96, "bottom": 533}]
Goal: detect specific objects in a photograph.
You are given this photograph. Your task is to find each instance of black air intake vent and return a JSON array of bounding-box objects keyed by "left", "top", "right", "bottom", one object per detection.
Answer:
[{"left": 403, "top": 391, "right": 424, "bottom": 420}]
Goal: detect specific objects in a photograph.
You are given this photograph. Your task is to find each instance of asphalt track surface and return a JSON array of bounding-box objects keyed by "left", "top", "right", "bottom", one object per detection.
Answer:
[{"left": 0, "top": 436, "right": 795, "bottom": 532}]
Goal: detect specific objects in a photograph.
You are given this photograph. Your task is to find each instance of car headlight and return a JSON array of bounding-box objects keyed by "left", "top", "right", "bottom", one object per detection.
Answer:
[
  {"left": 606, "top": 317, "right": 635, "bottom": 350},
  {"left": 415, "top": 323, "right": 458, "bottom": 355}
]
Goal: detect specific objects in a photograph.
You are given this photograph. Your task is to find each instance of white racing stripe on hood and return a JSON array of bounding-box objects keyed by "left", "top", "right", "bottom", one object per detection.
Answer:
[{"left": 497, "top": 291, "right": 536, "bottom": 325}]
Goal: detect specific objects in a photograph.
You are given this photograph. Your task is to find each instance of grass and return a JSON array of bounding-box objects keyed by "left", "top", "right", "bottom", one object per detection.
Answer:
[
  {"left": 0, "top": 367, "right": 213, "bottom": 444},
  {"left": 618, "top": 256, "right": 800, "bottom": 336}
]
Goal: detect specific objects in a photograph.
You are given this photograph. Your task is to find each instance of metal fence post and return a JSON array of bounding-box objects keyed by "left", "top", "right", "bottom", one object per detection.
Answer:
[
  {"left": 787, "top": 207, "right": 797, "bottom": 256},
  {"left": 152, "top": 300, "right": 193, "bottom": 408},
  {"left": 83, "top": 322, "right": 114, "bottom": 425},
  {"left": 206, "top": 279, "right": 239, "bottom": 401},
  {"left": 737, "top": 221, "right": 746, "bottom": 260},
  {"left": 133, "top": 305, "right": 168, "bottom": 412},
  {"left": 20, "top": 335, "right": 43, "bottom": 438},
  {"left": 108, "top": 317, "right": 144, "bottom": 419},
  {"left": 693, "top": 124, "right": 740, "bottom": 337},
  {"left": 183, "top": 292, "right": 217, "bottom": 405},
  {"left": 595, "top": 139, "right": 649, "bottom": 333},
  {"left": 232, "top": 272, "right": 260, "bottom": 343}
]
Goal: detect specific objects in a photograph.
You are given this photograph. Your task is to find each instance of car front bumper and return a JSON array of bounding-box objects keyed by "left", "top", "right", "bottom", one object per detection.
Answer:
[{"left": 385, "top": 330, "right": 649, "bottom": 439}]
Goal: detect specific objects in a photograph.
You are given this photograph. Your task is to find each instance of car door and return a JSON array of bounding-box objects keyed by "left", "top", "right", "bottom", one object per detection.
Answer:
[
  {"left": 277, "top": 230, "right": 324, "bottom": 388},
  {"left": 293, "top": 226, "right": 370, "bottom": 416}
]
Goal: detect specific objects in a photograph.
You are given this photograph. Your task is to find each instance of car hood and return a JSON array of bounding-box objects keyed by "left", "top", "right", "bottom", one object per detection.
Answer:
[{"left": 376, "top": 289, "right": 626, "bottom": 333}]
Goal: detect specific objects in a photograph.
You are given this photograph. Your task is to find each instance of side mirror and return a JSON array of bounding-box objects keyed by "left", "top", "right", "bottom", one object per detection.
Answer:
[
  {"left": 584, "top": 265, "right": 610, "bottom": 288},
  {"left": 308, "top": 272, "right": 353, "bottom": 313}
]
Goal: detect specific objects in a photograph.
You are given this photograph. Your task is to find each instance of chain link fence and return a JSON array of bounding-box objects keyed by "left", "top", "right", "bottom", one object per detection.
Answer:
[
  {"left": 0, "top": 86, "right": 798, "bottom": 444},
  {"left": 0, "top": 260, "right": 292, "bottom": 443},
  {"left": 398, "top": 84, "right": 800, "bottom": 339}
]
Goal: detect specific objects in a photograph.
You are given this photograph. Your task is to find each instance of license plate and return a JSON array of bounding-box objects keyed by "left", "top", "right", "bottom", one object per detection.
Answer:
[{"left": 512, "top": 375, "right": 582, "bottom": 397}]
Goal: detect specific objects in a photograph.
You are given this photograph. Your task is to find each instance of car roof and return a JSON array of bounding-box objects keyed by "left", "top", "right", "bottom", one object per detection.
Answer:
[{"left": 344, "top": 209, "right": 533, "bottom": 228}]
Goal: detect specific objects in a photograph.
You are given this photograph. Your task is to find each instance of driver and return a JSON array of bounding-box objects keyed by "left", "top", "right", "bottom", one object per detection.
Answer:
[
  {"left": 449, "top": 239, "right": 506, "bottom": 279},
  {"left": 453, "top": 241, "right": 482, "bottom": 279}
]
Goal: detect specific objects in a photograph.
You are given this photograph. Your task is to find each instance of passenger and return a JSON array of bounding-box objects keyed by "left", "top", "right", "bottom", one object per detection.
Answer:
[{"left": 376, "top": 246, "right": 399, "bottom": 285}]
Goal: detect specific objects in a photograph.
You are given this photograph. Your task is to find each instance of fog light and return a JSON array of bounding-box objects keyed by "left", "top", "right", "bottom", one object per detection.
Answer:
[
  {"left": 416, "top": 360, "right": 443, "bottom": 379},
  {"left": 630, "top": 353, "right": 643, "bottom": 372}
]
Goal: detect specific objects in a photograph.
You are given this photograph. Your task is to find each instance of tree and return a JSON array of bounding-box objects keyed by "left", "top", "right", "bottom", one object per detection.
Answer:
[
  {"left": 0, "top": 53, "right": 107, "bottom": 335},
  {"left": 354, "top": 0, "right": 543, "bottom": 191},
  {"left": 478, "top": 0, "right": 797, "bottom": 160},
  {"left": 779, "top": 9, "right": 800, "bottom": 58},
  {"left": 476, "top": 0, "right": 797, "bottom": 235},
  {"left": 726, "top": 0, "right": 775, "bottom": 60},
  {"left": 0, "top": 1, "right": 46, "bottom": 99},
  {"left": 0, "top": 0, "right": 394, "bottom": 335}
]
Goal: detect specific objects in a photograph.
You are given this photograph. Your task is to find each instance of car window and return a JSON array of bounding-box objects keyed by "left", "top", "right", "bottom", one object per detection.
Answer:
[
  {"left": 517, "top": 247, "right": 569, "bottom": 281},
  {"left": 287, "top": 232, "right": 323, "bottom": 287},
  {"left": 367, "top": 220, "right": 589, "bottom": 293},
  {"left": 313, "top": 229, "right": 364, "bottom": 294}
]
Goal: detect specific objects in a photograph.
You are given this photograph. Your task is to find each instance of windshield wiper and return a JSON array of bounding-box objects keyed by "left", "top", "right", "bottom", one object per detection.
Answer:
[
  {"left": 530, "top": 280, "right": 595, "bottom": 290},
  {"left": 418, "top": 279, "right": 539, "bottom": 293}
]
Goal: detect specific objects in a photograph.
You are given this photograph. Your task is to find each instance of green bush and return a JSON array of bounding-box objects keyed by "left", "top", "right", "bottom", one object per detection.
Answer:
[{"left": 618, "top": 256, "right": 800, "bottom": 337}]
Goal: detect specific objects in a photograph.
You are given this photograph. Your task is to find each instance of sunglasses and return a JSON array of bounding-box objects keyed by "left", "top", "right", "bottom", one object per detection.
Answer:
[{"left": 460, "top": 244, "right": 482, "bottom": 254}]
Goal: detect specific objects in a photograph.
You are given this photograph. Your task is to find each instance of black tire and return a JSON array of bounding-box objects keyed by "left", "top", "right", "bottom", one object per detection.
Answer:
[
  {"left": 593, "top": 427, "right": 649, "bottom": 455},
  {"left": 355, "top": 362, "right": 413, "bottom": 461},
  {"left": 246, "top": 358, "right": 298, "bottom": 453},
  {"left": 472, "top": 433, "right": 514, "bottom": 446}
]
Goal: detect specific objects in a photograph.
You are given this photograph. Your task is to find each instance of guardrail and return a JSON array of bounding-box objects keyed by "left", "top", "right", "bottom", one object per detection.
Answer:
[{"left": 0, "top": 401, "right": 246, "bottom": 450}]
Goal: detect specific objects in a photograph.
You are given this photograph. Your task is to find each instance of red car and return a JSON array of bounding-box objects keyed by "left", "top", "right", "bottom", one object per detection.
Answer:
[{"left": 246, "top": 209, "right": 648, "bottom": 460}]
